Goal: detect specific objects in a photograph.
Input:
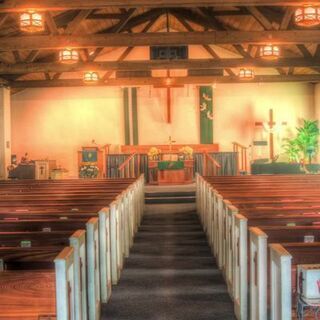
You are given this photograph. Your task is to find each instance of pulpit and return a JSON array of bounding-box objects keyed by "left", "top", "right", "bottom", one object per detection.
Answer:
[{"left": 78, "top": 146, "right": 106, "bottom": 178}]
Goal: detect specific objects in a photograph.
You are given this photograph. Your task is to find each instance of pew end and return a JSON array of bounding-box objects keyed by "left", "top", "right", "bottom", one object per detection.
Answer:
[
  {"left": 86, "top": 217, "right": 101, "bottom": 320},
  {"left": 269, "top": 243, "right": 292, "bottom": 320},
  {"left": 98, "top": 207, "right": 112, "bottom": 303},
  {"left": 54, "top": 246, "right": 75, "bottom": 320}
]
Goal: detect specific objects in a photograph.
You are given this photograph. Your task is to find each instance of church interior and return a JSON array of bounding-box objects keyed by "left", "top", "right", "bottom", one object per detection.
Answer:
[{"left": 1, "top": 1, "right": 320, "bottom": 319}]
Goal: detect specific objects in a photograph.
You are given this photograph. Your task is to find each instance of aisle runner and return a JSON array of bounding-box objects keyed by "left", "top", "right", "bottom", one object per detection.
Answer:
[{"left": 123, "top": 87, "right": 139, "bottom": 145}]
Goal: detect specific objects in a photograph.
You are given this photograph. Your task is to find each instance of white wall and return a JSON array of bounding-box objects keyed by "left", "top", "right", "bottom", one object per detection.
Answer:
[
  {"left": 11, "top": 86, "right": 123, "bottom": 177},
  {"left": 214, "top": 82, "right": 315, "bottom": 153},
  {"left": 11, "top": 81, "right": 315, "bottom": 176}
]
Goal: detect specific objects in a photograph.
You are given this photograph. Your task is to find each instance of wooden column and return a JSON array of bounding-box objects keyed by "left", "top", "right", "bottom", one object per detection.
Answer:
[{"left": 0, "top": 87, "right": 11, "bottom": 179}]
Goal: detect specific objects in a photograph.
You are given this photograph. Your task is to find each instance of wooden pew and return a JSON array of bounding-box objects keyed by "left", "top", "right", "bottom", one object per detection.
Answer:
[
  {"left": 0, "top": 229, "right": 87, "bottom": 320},
  {"left": 0, "top": 246, "right": 75, "bottom": 320},
  {"left": 0, "top": 218, "right": 99, "bottom": 320},
  {"left": 195, "top": 174, "right": 320, "bottom": 320},
  {"left": 0, "top": 175, "right": 145, "bottom": 320}
]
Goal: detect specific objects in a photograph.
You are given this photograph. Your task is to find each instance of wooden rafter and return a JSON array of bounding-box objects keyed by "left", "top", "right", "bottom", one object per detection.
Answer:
[
  {"left": 0, "top": 14, "right": 9, "bottom": 28},
  {"left": 101, "top": 11, "right": 161, "bottom": 82},
  {"left": 172, "top": 11, "right": 235, "bottom": 76},
  {"left": 2, "top": 58, "right": 320, "bottom": 75},
  {"left": 45, "top": 12, "right": 60, "bottom": 35},
  {"left": 64, "top": 9, "right": 92, "bottom": 35},
  {"left": 245, "top": 6, "right": 286, "bottom": 75},
  {"left": 89, "top": 8, "right": 136, "bottom": 61},
  {"left": 0, "top": 0, "right": 314, "bottom": 12},
  {"left": 9, "top": 74, "right": 320, "bottom": 88},
  {"left": 2, "top": 30, "right": 320, "bottom": 51},
  {"left": 279, "top": 7, "right": 294, "bottom": 30}
]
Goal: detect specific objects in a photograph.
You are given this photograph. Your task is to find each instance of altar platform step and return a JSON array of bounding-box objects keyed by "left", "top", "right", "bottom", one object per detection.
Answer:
[
  {"left": 144, "top": 184, "right": 196, "bottom": 213},
  {"left": 145, "top": 191, "right": 195, "bottom": 198},
  {"left": 145, "top": 195, "right": 195, "bottom": 205},
  {"left": 145, "top": 185, "right": 196, "bottom": 204}
]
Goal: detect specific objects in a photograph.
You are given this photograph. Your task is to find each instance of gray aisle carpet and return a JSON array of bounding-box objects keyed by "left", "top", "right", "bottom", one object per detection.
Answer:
[{"left": 102, "top": 209, "right": 236, "bottom": 320}]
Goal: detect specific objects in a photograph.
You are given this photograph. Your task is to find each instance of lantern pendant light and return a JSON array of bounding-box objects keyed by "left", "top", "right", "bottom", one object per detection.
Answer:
[
  {"left": 83, "top": 71, "right": 100, "bottom": 84},
  {"left": 260, "top": 44, "right": 280, "bottom": 60},
  {"left": 239, "top": 68, "right": 254, "bottom": 80},
  {"left": 59, "top": 49, "right": 79, "bottom": 64},
  {"left": 295, "top": 6, "right": 320, "bottom": 27},
  {"left": 20, "top": 11, "right": 44, "bottom": 33}
]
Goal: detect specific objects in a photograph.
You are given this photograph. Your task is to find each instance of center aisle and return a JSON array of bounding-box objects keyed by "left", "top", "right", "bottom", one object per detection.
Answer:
[{"left": 102, "top": 187, "right": 236, "bottom": 320}]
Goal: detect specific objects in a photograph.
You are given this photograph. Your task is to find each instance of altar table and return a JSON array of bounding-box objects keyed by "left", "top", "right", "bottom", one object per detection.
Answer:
[{"left": 149, "top": 160, "right": 194, "bottom": 185}]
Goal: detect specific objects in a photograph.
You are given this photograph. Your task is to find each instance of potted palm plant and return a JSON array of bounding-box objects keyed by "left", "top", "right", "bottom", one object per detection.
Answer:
[{"left": 283, "top": 120, "right": 320, "bottom": 172}]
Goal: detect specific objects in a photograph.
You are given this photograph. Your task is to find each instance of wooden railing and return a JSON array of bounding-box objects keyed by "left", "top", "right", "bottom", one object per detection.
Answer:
[
  {"left": 232, "top": 142, "right": 248, "bottom": 174},
  {"left": 203, "top": 152, "right": 221, "bottom": 176},
  {"left": 107, "top": 152, "right": 237, "bottom": 179},
  {"left": 118, "top": 152, "right": 140, "bottom": 178}
]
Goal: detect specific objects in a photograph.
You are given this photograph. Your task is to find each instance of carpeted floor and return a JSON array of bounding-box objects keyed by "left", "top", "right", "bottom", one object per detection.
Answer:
[{"left": 102, "top": 210, "right": 236, "bottom": 320}]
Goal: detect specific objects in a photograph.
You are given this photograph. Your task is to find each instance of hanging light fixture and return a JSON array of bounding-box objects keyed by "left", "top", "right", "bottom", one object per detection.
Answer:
[
  {"left": 20, "top": 11, "right": 44, "bottom": 33},
  {"left": 83, "top": 71, "right": 100, "bottom": 84},
  {"left": 239, "top": 68, "right": 254, "bottom": 80},
  {"left": 295, "top": 6, "right": 320, "bottom": 27},
  {"left": 59, "top": 48, "right": 79, "bottom": 64},
  {"left": 260, "top": 44, "right": 280, "bottom": 60}
]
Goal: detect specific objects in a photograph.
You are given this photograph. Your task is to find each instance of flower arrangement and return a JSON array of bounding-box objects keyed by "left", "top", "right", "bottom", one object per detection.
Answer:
[
  {"left": 179, "top": 146, "right": 194, "bottom": 160},
  {"left": 79, "top": 164, "right": 99, "bottom": 178},
  {"left": 148, "top": 147, "right": 161, "bottom": 160}
]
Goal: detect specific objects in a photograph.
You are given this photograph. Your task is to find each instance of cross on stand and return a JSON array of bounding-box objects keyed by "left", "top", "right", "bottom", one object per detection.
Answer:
[
  {"left": 154, "top": 70, "right": 184, "bottom": 123},
  {"left": 168, "top": 135, "right": 176, "bottom": 151},
  {"left": 255, "top": 108, "right": 287, "bottom": 160},
  {"left": 167, "top": 135, "right": 176, "bottom": 161}
]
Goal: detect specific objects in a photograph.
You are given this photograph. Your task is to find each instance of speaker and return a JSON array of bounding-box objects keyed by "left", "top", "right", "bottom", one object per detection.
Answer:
[{"left": 150, "top": 46, "right": 188, "bottom": 60}]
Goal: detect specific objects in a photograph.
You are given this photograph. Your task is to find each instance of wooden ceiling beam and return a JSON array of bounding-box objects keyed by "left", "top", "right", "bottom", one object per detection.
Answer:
[
  {"left": 172, "top": 11, "right": 235, "bottom": 76},
  {"left": 98, "top": 8, "right": 165, "bottom": 34},
  {"left": 49, "top": 10, "right": 93, "bottom": 81},
  {"left": 2, "top": 58, "right": 320, "bottom": 74},
  {"left": 45, "top": 12, "right": 60, "bottom": 35},
  {"left": 101, "top": 11, "right": 160, "bottom": 82},
  {"left": 64, "top": 9, "right": 92, "bottom": 34},
  {"left": 246, "top": 7, "right": 286, "bottom": 75},
  {"left": 9, "top": 74, "right": 320, "bottom": 88},
  {"left": 246, "top": 6, "right": 274, "bottom": 29},
  {"left": 0, "top": 0, "right": 314, "bottom": 12},
  {"left": 12, "top": 51, "right": 22, "bottom": 63},
  {"left": 195, "top": 7, "right": 251, "bottom": 59},
  {"left": 314, "top": 45, "right": 320, "bottom": 58},
  {"left": 3, "top": 31, "right": 320, "bottom": 51},
  {"left": 279, "top": 7, "right": 294, "bottom": 30},
  {"left": 211, "top": 9, "right": 250, "bottom": 16},
  {"left": 89, "top": 8, "right": 136, "bottom": 61},
  {"left": 87, "top": 13, "right": 127, "bottom": 20},
  {"left": 0, "top": 14, "right": 9, "bottom": 28}
]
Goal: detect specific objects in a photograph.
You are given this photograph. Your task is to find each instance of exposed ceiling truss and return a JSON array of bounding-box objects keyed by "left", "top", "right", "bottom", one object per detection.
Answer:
[{"left": 0, "top": 3, "right": 319, "bottom": 89}]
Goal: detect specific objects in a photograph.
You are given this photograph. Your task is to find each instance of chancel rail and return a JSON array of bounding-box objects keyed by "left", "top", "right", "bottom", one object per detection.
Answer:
[{"left": 107, "top": 152, "right": 237, "bottom": 181}]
